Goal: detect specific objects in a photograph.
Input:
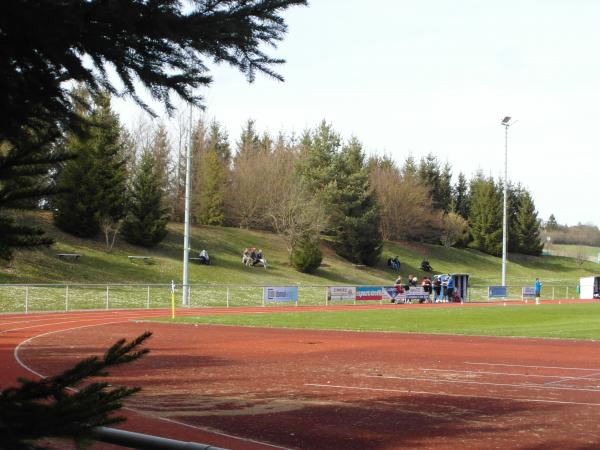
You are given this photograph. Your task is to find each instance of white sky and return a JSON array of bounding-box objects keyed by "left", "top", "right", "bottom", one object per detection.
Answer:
[{"left": 113, "top": 0, "right": 600, "bottom": 227}]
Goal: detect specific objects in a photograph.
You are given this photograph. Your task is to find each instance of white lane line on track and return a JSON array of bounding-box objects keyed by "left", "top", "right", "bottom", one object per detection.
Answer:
[
  {"left": 0, "top": 314, "right": 156, "bottom": 335},
  {"left": 0, "top": 309, "right": 187, "bottom": 335},
  {"left": 364, "top": 375, "right": 600, "bottom": 393},
  {"left": 464, "top": 362, "right": 600, "bottom": 372},
  {"left": 0, "top": 312, "right": 131, "bottom": 327},
  {"left": 305, "top": 383, "right": 600, "bottom": 407},
  {"left": 14, "top": 320, "right": 130, "bottom": 378},
  {"left": 127, "top": 411, "right": 291, "bottom": 450},
  {"left": 420, "top": 368, "right": 600, "bottom": 380},
  {"left": 544, "top": 372, "right": 600, "bottom": 386},
  {"left": 11, "top": 314, "right": 288, "bottom": 450},
  {"left": 1, "top": 318, "right": 124, "bottom": 335}
]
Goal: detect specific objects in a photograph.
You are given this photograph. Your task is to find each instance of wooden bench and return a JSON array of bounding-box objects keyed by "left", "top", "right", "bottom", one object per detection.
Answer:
[
  {"left": 189, "top": 257, "right": 210, "bottom": 264},
  {"left": 57, "top": 253, "right": 81, "bottom": 261},
  {"left": 352, "top": 264, "right": 366, "bottom": 269},
  {"left": 128, "top": 256, "right": 154, "bottom": 264}
]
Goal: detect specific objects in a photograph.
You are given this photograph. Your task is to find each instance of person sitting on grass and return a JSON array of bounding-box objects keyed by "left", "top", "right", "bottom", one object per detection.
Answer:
[
  {"left": 253, "top": 249, "right": 263, "bottom": 266},
  {"left": 198, "top": 249, "right": 210, "bottom": 265},
  {"left": 387, "top": 257, "right": 401, "bottom": 272},
  {"left": 421, "top": 260, "right": 432, "bottom": 272}
]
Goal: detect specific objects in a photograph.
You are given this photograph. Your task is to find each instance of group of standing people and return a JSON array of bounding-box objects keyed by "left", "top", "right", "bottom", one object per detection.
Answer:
[
  {"left": 431, "top": 274, "right": 457, "bottom": 303},
  {"left": 393, "top": 273, "right": 459, "bottom": 303}
]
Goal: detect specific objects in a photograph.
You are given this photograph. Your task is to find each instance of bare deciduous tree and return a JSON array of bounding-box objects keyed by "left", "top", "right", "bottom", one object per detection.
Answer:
[
  {"left": 440, "top": 212, "right": 469, "bottom": 247},
  {"left": 225, "top": 147, "right": 269, "bottom": 229},
  {"left": 369, "top": 165, "right": 442, "bottom": 241},
  {"left": 226, "top": 134, "right": 325, "bottom": 251}
]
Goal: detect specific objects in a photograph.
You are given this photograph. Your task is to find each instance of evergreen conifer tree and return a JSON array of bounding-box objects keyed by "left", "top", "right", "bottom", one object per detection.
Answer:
[
  {"left": 468, "top": 174, "right": 503, "bottom": 256},
  {"left": 194, "top": 121, "right": 230, "bottom": 225},
  {"left": 418, "top": 153, "right": 444, "bottom": 210},
  {"left": 151, "top": 124, "right": 172, "bottom": 191},
  {"left": 296, "top": 124, "right": 382, "bottom": 265},
  {"left": 451, "top": 172, "right": 470, "bottom": 219},
  {"left": 195, "top": 147, "right": 227, "bottom": 225},
  {"left": 149, "top": 124, "right": 175, "bottom": 218},
  {"left": 0, "top": 128, "right": 61, "bottom": 259},
  {"left": 506, "top": 182, "right": 523, "bottom": 253},
  {"left": 121, "top": 151, "right": 169, "bottom": 247},
  {"left": 295, "top": 121, "right": 340, "bottom": 196},
  {"left": 1, "top": 0, "right": 307, "bottom": 146},
  {"left": 401, "top": 155, "right": 418, "bottom": 177},
  {"left": 515, "top": 190, "right": 544, "bottom": 255},
  {"left": 209, "top": 121, "right": 232, "bottom": 164},
  {"left": 439, "top": 162, "right": 453, "bottom": 213},
  {"left": 326, "top": 138, "right": 383, "bottom": 265},
  {"left": 546, "top": 214, "right": 560, "bottom": 231},
  {"left": 53, "top": 92, "right": 127, "bottom": 239}
]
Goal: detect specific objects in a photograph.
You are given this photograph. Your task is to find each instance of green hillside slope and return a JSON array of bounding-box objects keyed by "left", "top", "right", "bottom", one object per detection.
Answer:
[
  {"left": 1, "top": 212, "right": 598, "bottom": 288},
  {"left": 546, "top": 244, "right": 600, "bottom": 261}
]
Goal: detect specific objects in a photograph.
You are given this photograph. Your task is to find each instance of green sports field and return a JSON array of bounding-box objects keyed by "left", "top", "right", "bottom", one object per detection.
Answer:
[{"left": 159, "top": 303, "right": 600, "bottom": 340}]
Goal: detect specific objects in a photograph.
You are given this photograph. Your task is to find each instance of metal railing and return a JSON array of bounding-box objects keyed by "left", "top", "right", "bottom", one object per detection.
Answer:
[
  {"left": 0, "top": 283, "right": 583, "bottom": 314},
  {"left": 92, "top": 427, "right": 225, "bottom": 450}
]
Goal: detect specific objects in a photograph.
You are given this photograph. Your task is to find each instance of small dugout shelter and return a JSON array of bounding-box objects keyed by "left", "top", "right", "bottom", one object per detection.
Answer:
[
  {"left": 451, "top": 273, "right": 470, "bottom": 302},
  {"left": 579, "top": 276, "right": 600, "bottom": 299}
]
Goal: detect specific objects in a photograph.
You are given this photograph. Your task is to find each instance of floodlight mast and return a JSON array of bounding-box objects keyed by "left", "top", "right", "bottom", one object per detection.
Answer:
[
  {"left": 500, "top": 116, "right": 512, "bottom": 287},
  {"left": 182, "top": 104, "right": 193, "bottom": 306}
]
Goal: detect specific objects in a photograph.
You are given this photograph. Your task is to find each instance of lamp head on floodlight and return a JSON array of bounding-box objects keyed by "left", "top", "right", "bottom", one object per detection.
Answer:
[{"left": 501, "top": 116, "right": 512, "bottom": 125}]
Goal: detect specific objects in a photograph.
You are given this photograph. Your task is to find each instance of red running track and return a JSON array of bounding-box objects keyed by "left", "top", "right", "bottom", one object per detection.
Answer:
[{"left": 2, "top": 303, "right": 600, "bottom": 449}]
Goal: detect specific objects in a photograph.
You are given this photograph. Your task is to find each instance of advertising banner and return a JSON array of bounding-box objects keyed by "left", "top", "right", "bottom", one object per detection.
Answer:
[
  {"left": 356, "top": 286, "right": 383, "bottom": 301},
  {"left": 263, "top": 286, "right": 298, "bottom": 302},
  {"left": 382, "top": 286, "right": 402, "bottom": 302},
  {"left": 522, "top": 286, "right": 536, "bottom": 299},
  {"left": 404, "top": 286, "right": 429, "bottom": 301},
  {"left": 488, "top": 285, "right": 508, "bottom": 299},
  {"left": 327, "top": 286, "right": 356, "bottom": 302}
]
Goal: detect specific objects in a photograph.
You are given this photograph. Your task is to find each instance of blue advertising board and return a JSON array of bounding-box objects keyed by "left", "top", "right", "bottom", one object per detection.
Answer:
[
  {"left": 488, "top": 285, "right": 508, "bottom": 299},
  {"left": 522, "top": 286, "right": 536, "bottom": 299},
  {"left": 263, "top": 286, "right": 298, "bottom": 302}
]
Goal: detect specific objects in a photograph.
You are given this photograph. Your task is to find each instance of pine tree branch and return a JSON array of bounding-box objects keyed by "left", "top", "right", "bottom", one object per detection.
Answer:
[{"left": 0, "top": 332, "right": 152, "bottom": 449}]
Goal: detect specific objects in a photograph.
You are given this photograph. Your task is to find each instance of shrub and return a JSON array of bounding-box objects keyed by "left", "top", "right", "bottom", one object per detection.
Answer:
[{"left": 291, "top": 239, "right": 322, "bottom": 273}]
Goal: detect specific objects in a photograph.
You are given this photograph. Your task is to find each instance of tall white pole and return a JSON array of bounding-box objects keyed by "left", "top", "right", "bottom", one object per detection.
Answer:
[
  {"left": 502, "top": 124, "right": 508, "bottom": 286},
  {"left": 182, "top": 104, "right": 193, "bottom": 306}
]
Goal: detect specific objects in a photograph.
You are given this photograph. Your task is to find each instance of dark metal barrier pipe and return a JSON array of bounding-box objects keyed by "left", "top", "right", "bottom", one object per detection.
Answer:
[{"left": 92, "top": 426, "right": 227, "bottom": 450}]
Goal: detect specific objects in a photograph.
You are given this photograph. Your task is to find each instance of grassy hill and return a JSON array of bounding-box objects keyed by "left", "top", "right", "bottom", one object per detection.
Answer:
[
  {"left": 546, "top": 243, "right": 600, "bottom": 262},
  {"left": 1, "top": 212, "right": 599, "bottom": 289}
]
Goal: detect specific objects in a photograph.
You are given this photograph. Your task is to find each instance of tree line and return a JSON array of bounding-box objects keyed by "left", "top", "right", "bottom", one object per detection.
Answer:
[
  {"left": 44, "top": 92, "right": 544, "bottom": 273},
  {"left": 544, "top": 214, "right": 600, "bottom": 247}
]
